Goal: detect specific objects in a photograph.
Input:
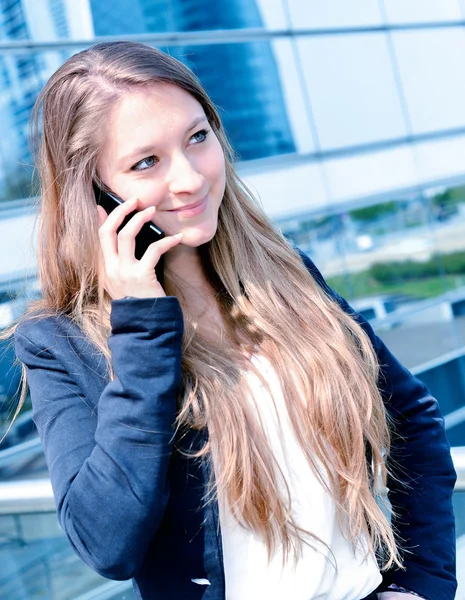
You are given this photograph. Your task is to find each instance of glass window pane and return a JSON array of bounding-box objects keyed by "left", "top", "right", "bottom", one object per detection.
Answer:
[
  {"left": 241, "top": 162, "right": 329, "bottom": 219},
  {"left": 330, "top": 196, "right": 438, "bottom": 306},
  {"left": 393, "top": 29, "right": 465, "bottom": 133},
  {"left": 414, "top": 136, "right": 465, "bottom": 183},
  {"left": 89, "top": 0, "right": 267, "bottom": 34},
  {"left": 0, "top": 51, "right": 54, "bottom": 203},
  {"left": 383, "top": 0, "right": 463, "bottom": 23},
  {"left": 428, "top": 185, "right": 465, "bottom": 364},
  {"left": 63, "top": 2, "right": 95, "bottom": 39},
  {"left": 276, "top": 211, "right": 348, "bottom": 291},
  {"left": 297, "top": 34, "right": 407, "bottom": 149},
  {"left": 22, "top": 0, "right": 60, "bottom": 40},
  {"left": 0, "top": 41, "right": 299, "bottom": 195},
  {"left": 21, "top": 0, "right": 93, "bottom": 40},
  {"left": 285, "top": 0, "right": 383, "bottom": 28},
  {"left": 256, "top": 0, "right": 287, "bottom": 29},
  {"left": 275, "top": 190, "right": 465, "bottom": 451},
  {"left": 170, "top": 42, "right": 297, "bottom": 160},
  {"left": 0, "top": 511, "right": 119, "bottom": 599},
  {"left": 324, "top": 146, "right": 419, "bottom": 203},
  {"left": 272, "top": 39, "right": 316, "bottom": 153},
  {"left": 0, "top": 212, "right": 37, "bottom": 279}
]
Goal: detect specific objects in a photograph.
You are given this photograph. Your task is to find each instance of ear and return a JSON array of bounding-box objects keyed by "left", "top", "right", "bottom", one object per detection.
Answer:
[{"left": 96, "top": 205, "right": 108, "bottom": 227}]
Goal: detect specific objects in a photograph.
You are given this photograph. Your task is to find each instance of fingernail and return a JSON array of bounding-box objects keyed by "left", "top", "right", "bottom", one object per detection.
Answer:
[{"left": 174, "top": 233, "right": 183, "bottom": 239}]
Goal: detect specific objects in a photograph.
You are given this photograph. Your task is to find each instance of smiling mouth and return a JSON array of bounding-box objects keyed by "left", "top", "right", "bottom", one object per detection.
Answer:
[{"left": 168, "top": 195, "right": 207, "bottom": 212}]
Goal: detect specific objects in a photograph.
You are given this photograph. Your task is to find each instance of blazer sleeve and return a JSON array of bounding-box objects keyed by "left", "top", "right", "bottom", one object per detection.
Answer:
[
  {"left": 14, "top": 296, "right": 184, "bottom": 581},
  {"left": 296, "top": 249, "right": 457, "bottom": 600}
]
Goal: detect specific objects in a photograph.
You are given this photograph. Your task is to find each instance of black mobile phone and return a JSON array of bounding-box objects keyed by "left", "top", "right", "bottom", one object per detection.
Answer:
[{"left": 93, "top": 183, "right": 166, "bottom": 287}]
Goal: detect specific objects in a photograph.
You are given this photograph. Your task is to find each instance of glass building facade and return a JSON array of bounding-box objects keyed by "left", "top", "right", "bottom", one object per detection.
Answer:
[
  {"left": 89, "top": 0, "right": 295, "bottom": 159},
  {"left": 0, "top": 0, "right": 43, "bottom": 197},
  {"left": 0, "top": 1, "right": 464, "bottom": 598}
]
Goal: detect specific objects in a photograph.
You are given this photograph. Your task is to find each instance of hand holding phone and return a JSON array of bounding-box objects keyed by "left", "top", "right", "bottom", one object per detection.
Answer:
[{"left": 94, "top": 183, "right": 182, "bottom": 299}]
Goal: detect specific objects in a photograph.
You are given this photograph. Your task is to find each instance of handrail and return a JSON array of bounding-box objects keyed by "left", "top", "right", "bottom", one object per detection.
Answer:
[
  {"left": 0, "top": 447, "right": 464, "bottom": 515},
  {"left": 0, "top": 437, "right": 42, "bottom": 468},
  {"left": 73, "top": 580, "right": 132, "bottom": 600},
  {"left": 453, "top": 446, "right": 465, "bottom": 491},
  {"left": 0, "top": 478, "right": 54, "bottom": 513}
]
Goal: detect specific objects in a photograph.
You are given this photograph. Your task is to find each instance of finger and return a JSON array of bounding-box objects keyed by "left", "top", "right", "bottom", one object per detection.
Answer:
[
  {"left": 98, "top": 197, "right": 138, "bottom": 262},
  {"left": 139, "top": 233, "right": 183, "bottom": 272},
  {"left": 118, "top": 206, "right": 157, "bottom": 269},
  {"left": 99, "top": 196, "right": 138, "bottom": 234}
]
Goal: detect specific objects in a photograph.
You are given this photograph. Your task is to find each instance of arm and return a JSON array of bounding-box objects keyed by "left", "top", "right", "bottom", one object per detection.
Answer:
[
  {"left": 14, "top": 296, "right": 184, "bottom": 580},
  {"left": 296, "top": 249, "right": 457, "bottom": 600},
  {"left": 379, "top": 588, "right": 425, "bottom": 599},
  {"left": 380, "top": 583, "right": 429, "bottom": 598}
]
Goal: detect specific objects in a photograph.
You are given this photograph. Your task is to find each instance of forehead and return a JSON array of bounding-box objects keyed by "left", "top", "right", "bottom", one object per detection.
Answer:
[{"left": 102, "top": 83, "right": 205, "bottom": 149}]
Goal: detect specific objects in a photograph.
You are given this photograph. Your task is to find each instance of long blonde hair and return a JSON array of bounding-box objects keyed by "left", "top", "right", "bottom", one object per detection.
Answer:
[{"left": 11, "top": 41, "right": 401, "bottom": 568}]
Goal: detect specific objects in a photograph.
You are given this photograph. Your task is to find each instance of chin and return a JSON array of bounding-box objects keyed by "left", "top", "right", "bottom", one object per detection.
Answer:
[{"left": 178, "top": 223, "right": 218, "bottom": 247}]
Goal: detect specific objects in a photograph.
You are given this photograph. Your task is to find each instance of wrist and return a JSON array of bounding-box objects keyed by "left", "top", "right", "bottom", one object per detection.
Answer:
[{"left": 379, "top": 585, "right": 426, "bottom": 600}]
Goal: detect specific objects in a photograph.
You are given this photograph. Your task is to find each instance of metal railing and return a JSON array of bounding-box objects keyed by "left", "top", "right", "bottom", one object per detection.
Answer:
[
  {"left": 3, "top": 21, "right": 465, "bottom": 54},
  {"left": 454, "top": 446, "right": 465, "bottom": 490},
  {"left": 0, "top": 446, "right": 463, "bottom": 515}
]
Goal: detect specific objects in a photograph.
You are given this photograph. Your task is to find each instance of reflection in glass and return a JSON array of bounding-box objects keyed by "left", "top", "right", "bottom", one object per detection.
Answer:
[
  {"left": 393, "top": 29, "right": 465, "bottom": 134},
  {"left": 172, "top": 42, "right": 295, "bottom": 160},
  {"left": 324, "top": 146, "right": 419, "bottom": 202},
  {"left": 296, "top": 33, "right": 406, "bottom": 149},
  {"left": 278, "top": 187, "right": 465, "bottom": 447},
  {"left": 278, "top": 187, "right": 465, "bottom": 368},
  {"left": 285, "top": 0, "right": 383, "bottom": 29},
  {"left": 414, "top": 136, "right": 465, "bottom": 183},
  {"left": 383, "top": 0, "right": 463, "bottom": 24},
  {"left": 87, "top": 0, "right": 296, "bottom": 159},
  {"left": 0, "top": 512, "right": 113, "bottom": 599},
  {"left": 0, "top": 38, "right": 297, "bottom": 204}
]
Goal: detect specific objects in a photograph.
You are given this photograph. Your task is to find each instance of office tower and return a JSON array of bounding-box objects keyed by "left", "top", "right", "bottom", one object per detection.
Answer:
[
  {"left": 89, "top": 0, "right": 295, "bottom": 160},
  {"left": 0, "top": 0, "right": 43, "bottom": 196},
  {"left": 0, "top": 0, "right": 93, "bottom": 197}
]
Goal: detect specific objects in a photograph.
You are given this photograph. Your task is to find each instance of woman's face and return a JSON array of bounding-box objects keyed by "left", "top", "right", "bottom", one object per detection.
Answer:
[{"left": 97, "top": 83, "right": 226, "bottom": 247}]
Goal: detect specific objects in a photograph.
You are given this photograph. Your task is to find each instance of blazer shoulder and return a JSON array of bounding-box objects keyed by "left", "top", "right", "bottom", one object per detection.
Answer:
[
  {"left": 15, "top": 310, "right": 80, "bottom": 351},
  {"left": 14, "top": 311, "right": 102, "bottom": 377}
]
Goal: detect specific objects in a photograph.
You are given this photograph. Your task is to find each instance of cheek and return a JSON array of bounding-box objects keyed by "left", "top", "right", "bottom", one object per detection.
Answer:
[
  {"left": 205, "top": 144, "right": 226, "bottom": 188},
  {"left": 114, "top": 177, "right": 164, "bottom": 208}
]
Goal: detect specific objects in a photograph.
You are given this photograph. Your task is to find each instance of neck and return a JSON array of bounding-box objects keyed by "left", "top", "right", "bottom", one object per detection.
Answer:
[
  {"left": 165, "top": 243, "right": 207, "bottom": 289},
  {"left": 165, "top": 244, "right": 243, "bottom": 350},
  {"left": 164, "top": 243, "right": 225, "bottom": 335}
]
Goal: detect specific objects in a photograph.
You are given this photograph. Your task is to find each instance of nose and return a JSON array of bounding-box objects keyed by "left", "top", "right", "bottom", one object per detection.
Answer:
[{"left": 167, "top": 152, "right": 205, "bottom": 196}]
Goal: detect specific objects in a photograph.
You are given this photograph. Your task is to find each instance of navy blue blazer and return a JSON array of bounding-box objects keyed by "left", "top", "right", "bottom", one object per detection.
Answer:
[{"left": 14, "top": 251, "right": 457, "bottom": 600}]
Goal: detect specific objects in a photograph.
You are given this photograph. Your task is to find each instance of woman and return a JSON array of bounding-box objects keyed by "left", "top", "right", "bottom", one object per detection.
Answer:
[{"left": 11, "top": 42, "right": 456, "bottom": 600}]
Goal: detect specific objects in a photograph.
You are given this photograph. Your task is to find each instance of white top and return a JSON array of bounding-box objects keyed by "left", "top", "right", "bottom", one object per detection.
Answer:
[{"left": 218, "top": 354, "right": 382, "bottom": 600}]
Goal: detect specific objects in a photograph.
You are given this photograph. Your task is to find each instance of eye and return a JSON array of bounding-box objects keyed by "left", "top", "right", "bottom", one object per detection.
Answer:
[
  {"left": 132, "top": 156, "right": 157, "bottom": 171},
  {"left": 190, "top": 129, "right": 209, "bottom": 145}
]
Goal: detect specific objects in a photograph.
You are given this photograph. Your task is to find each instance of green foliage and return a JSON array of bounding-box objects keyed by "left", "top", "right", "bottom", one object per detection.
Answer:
[
  {"left": 370, "top": 252, "right": 465, "bottom": 285},
  {"left": 431, "top": 185, "right": 465, "bottom": 208},
  {"left": 327, "top": 271, "right": 459, "bottom": 300},
  {"left": 327, "top": 250, "right": 465, "bottom": 300},
  {"left": 347, "top": 184, "right": 465, "bottom": 226},
  {"left": 349, "top": 201, "right": 398, "bottom": 223},
  {"left": 370, "top": 260, "right": 437, "bottom": 284}
]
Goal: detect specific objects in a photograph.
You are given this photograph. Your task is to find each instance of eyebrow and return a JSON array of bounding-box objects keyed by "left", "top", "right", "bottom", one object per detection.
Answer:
[{"left": 117, "top": 115, "right": 209, "bottom": 166}]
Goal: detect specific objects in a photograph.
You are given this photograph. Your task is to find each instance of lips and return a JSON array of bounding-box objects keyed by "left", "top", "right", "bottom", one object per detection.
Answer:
[{"left": 168, "top": 196, "right": 206, "bottom": 212}]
